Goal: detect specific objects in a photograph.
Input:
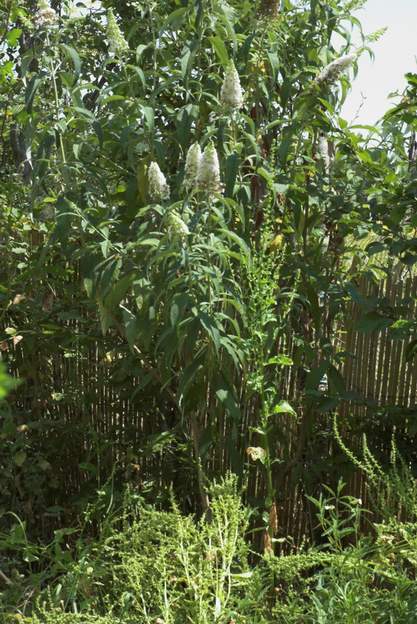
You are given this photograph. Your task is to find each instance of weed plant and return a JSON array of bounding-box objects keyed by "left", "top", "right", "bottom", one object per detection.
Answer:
[{"left": 3, "top": 473, "right": 417, "bottom": 624}]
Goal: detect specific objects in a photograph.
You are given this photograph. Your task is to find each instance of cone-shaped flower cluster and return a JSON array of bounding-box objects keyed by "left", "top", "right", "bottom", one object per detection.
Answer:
[
  {"left": 148, "top": 162, "right": 170, "bottom": 202},
  {"left": 316, "top": 53, "right": 356, "bottom": 86},
  {"left": 184, "top": 142, "right": 202, "bottom": 191},
  {"left": 317, "top": 134, "right": 330, "bottom": 172},
  {"left": 149, "top": 142, "right": 222, "bottom": 202},
  {"left": 220, "top": 61, "right": 244, "bottom": 110},
  {"left": 166, "top": 211, "right": 190, "bottom": 239},
  {"left": 197, "top": 143, "right": 221, "bottom": 194},
  {"left": 35, "top": 1, "right": 57, "bottom": 27},
  {"left": 106, "top": 9, "right": 129, "bottom": 56}
]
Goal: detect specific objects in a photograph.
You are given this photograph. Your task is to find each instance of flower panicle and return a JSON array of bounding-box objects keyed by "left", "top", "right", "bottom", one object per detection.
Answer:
[
  {"left": 148, "top": 162, "right": 170, "bottom": 202},
  {"left": 106, "top": 8, "right": 129, "bottom": 56},
  {"left": 166, "top": 211, "right": 190, "bottom": 239},
  {"left": 317, "top": 134, "right": 331, "bottom": 172},
  {"left": 220, "top": 61, "right": 244, "bottom": 110},
  {"left": 197, "top": 143, "right": 222, "bottom": 195},
  {"left": 316, "top": 52, "right": 356, "bottom": 85},
  {"left": 184, "top": 142, "right": 202, "bottom": 191}
]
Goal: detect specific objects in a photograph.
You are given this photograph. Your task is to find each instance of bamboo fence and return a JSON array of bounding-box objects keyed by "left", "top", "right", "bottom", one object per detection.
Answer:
[{"left": 6, "top": 274, "right": 417, "bottom": 545}]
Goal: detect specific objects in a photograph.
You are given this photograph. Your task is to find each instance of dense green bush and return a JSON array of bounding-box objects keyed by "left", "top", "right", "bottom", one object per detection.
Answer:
[
  {"left": 2, "top": 0, "right": 417, "bottom": 621},
  {"left": 2, "top": 0, "right": 415, "bottom": 542}
]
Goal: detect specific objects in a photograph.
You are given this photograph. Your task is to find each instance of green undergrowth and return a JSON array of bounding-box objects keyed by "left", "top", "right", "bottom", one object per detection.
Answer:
[{"left": 2, "top": 476, "right": 417, "bottom": 624}]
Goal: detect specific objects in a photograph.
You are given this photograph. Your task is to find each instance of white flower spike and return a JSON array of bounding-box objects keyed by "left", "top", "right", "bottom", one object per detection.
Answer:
[
  {"left": 184, "top": 142, "right": 202, "bottom": 191},
  {"left": 167, "top": 211, "right": 190, "bottom": 239},
  {"left": 317, "top": 134, "right": 330, "bottom": 172},
  {"left": 148, "top": 162, "right": 170, "bottom": 202},
  {"left": 106, "top": 8, "right": 129, "bottom": 56},
  {"left": 197, "top": 143, "right": 222, "bottom": 194},
  {"left": 316, "top": 53, "right": 356, "bottom": 86},
  {"left": 220, "top": 61, "right": 244, "bottom": 110}
]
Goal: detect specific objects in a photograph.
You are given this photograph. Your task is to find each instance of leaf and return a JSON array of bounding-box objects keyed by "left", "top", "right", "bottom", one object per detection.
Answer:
[
  {"left": 83, "top": 278, "right": 93, "bottom": 298},
  {"left": 104, "top": 274, "right": 133, "bottom": 310},
  {"left": 96, "top": 257, "right": 122, "bottom": 299},
  {"left": 165, "top": 7, "right": 187, "bottom": 27},
  {"left": 0, "top": 363, "right": 19, "bottom": 399},
  {"left": 210, "top": 35, "right": 229, "bottom": 67},
  {"left": 218, "top": 229, "right": 250, "bottom": 261},
  {"left": 6, "top": 28, "right": 22, "bottom": 47},
  {"left": 305, "top": 362, "right": 329, "bottom": 393},
  {"left": 177, "top": 354, "right": 205, "bottom": 404},
  {"left": 274, "top": 183, "right": 289, "bottom": 194},
  {"left": 143, "top": 431, "right": 176, "bottom": 456},
  {"left": 181, "top": 48, "right": 192, "bottom": 80},
  {"left": 198, "top": 312, "right": 221, "bottom": 355},
  {"left": 100, "top": 95, "right": 127, "bottom": 105},
  {"left": 273, "top": 401, "right": 297, "bottom": 417},
  {"left": 137, "top": 237, "right": 160, "bottom": 248},
  {"left": 98, "top": 299, "right": 113, "bottom": 335},
  {"left": 277, "top": 126, "right": 295, "bottom": 165},
  {"left": 304, "top": 281, "right": 321, "bottom": 330},
  {"left": 14, "top": 451, "right": 27, "bottom": 467},
  {"left": 128, "top": 65, "right": 146, "bottom": 89},
  {"left": 73, "top": 106, "right": 95, "bottom": 121},
  {"left": 79, "top": 462, "right": 97, "bottom": 475},
  {"left": 136, "top": 44, "right": 148, "bottom": 63},
  {"left": 232, "top": 571, "right": 253, "bottom": 578},
  {"left": 224, "top": 153, "right": 239, "bottom": 197},
  {"left": 141, "top": 106, "right": 154, "bottom": 133},
  {"left": 60, "top": 44, "right": 81, "bottom": 81},
  {"left": 267, "top": 51, "right": 279, "bottom": 77},
  {"left": 327, "top": 365, "right": 346, "bottom": 396},
  {"left": 25, "top": 76, "right": 42, "bottom": 112},
  {"left": 356, "top": 312, "right": 394, "bottom": 333},
  {"left": 123, "top": 308, "right": 140, "bottom": 350},
  {"left": 170, "top": 302, "right": 179, "bottom": 327},
  {"left": 53, "top": 196, "right": 73, "bottom": 242},
  {"left": 93, "top": 121, "right": 104, "bottom": 147},
  {"left": 216, "top": 381, "right": 241, "bottom": 422},
  {"left": 266, "top": 355, "right": 293, "bottom": 367},
  {"left": 219, "top": 336, "right": 243, "bottom": 370}
]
